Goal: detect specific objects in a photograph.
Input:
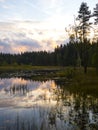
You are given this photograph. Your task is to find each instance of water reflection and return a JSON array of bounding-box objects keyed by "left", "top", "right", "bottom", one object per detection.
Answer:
[
  {"left": 0, "top": 78, "right": 98, "bottom": 130},
  {"left": 0, "top": 78, "right": 56, "bottom": 108}
]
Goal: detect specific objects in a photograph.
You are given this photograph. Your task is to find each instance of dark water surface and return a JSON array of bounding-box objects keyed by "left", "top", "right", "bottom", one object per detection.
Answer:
[{"left": 0, "top": 77, "right": 98, "bottom": 130}]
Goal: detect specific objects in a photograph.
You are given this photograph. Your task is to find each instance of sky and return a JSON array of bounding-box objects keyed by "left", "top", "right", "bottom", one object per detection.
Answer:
[{"left": 0, "top": 0, "right": 98, "bottom": 53}]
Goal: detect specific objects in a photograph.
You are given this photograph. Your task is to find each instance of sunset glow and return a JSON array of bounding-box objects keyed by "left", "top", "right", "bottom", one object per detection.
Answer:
[{"left": 0, "top": 0, "right": 98, "bottom": 53}]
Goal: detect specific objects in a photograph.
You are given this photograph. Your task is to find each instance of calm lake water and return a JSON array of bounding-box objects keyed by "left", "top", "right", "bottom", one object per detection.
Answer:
[{"left": 0, "top": 77, "right": 98, "bottom": 130}]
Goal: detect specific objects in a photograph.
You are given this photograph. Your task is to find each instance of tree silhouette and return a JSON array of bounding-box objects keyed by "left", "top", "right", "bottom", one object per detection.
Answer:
[
  {"left": 94, "top": 3, "right": 98, "bottom": 25},
  {"left": 78, "top": 2, "right": 91, "bottom": 42}
]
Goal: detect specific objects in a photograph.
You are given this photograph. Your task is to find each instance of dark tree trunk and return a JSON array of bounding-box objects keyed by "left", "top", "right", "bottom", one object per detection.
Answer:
[{"left": 84, "top": 65, "right": 87, "bottom": 74}]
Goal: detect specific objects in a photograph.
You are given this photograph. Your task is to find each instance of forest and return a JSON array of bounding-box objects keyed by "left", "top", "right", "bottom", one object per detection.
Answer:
[{"left": 0, "top": 2, "right": 98, "bottom": 74}]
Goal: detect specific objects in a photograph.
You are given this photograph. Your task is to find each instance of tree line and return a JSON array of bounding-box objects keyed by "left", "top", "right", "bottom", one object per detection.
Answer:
[
  {"left": 0, "top": 41, "right": 98, "bottom": 70},
  {"left": 0, "top": 2, "right": 98, "bottom": 73}
]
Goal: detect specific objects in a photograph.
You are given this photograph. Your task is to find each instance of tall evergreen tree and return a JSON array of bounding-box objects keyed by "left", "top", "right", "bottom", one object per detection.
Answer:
[
  {"left": 93, "top": 3, "right": 98, "bottom": 41},
  {"left": 93, "top": 3, "right": 98, "bottom": 24},
  {"left": 77, "top": 2, "right": 91, "bottom": 73},
  {"left": 78, "top": 2, "right": 91, "bottom": 42}
]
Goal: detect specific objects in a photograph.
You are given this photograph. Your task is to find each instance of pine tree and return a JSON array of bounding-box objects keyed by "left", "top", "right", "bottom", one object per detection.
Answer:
[
  {"left": 77, "top": 2, "right": 91, "bottom": 73},
  {"left": 93, "top": 3, "right": 98, "bottom": 41},
  {"left": 93, "top": 3, "right": 98, "bottom": 24},
  {"left": 78, "top": 2, "right": 91, "bottom": 42}
]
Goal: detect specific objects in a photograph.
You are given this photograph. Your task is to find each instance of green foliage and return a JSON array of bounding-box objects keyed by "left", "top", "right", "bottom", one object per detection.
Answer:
[
  {"left": 92, "top": 52, "right": 98, "bottom": 73},
  {"left": 0, "top": 41, "right": 98, "bottom": 74},
  {"left": 65, "top": 68, "right": 75, "bottom": 79}
]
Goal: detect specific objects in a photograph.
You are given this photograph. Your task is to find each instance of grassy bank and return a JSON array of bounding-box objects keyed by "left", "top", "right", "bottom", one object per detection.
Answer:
[
  {"left": 0, "top": 65, "right": 61, "bottom": 72},
  {"left": 0, "top": 65, "right": 98, "bottom": 81},
  {"left": 61, "top": 67, "right": 98, "bottom": 98},
  {"left": 0, "top": 65, "right": 63, "bottom": 79},
  {"left": 0, "top": 65, "right": 98, "bottom": 97}
]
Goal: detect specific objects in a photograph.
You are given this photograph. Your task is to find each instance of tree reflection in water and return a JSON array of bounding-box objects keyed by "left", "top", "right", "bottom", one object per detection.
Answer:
[
  {"left": 52, "top": 80, "right": 98, "bottom": 130},
  {"left": 0, "top": 78, "right": 98, "bottom": 130},
  {"left": 9, "top": 84, "right": 29, "bottom": 95}
]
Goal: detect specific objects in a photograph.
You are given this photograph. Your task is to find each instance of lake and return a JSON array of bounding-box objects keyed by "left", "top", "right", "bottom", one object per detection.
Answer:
[{"left": 0, "top": 76, "right": 98, "bottom": 130}]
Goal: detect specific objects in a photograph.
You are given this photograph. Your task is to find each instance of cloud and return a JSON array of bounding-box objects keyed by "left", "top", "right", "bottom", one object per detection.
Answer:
[
  {"left": 16, "top": 39, "right": 41, "bottom": 47},
  {"left": 0, "top": 37, "right": 42, "bottom": 53},
  {"left": 2, "top": 4, "right": 10, "bottom": 9},
  {"left": 13, "top": 38, "right": 42, "bottom": 53},
  {"left": 0, "top": 21, "right": 66, "bottom": 53},
  {"left": 0, "top": 0, "right": 5, "bottom": 2},
  {"left": 0, "top": 39, "right": 12, "bottom": 53}
]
